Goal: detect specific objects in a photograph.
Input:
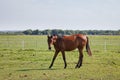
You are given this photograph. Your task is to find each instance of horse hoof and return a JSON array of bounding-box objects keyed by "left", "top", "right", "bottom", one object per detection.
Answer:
[
  {"left": 64, "top": 67, "right": 67, "bottom": 69},
  {"left": 49, "top": 66, "right": 52, "bottom": 69},
  {"left": 78, "top": 66, "right": 81, "bottom": 68},
  {"left": 75, "top": 65, "right": 78, "bottom": 68},
  {"left": 78, "top": 65, "right": 82, "bottom": 68}
]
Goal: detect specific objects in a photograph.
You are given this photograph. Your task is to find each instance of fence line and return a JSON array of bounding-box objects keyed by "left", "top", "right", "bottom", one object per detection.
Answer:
[
  {"left": 0, "top": 39, "right": 120, "bottom": 51},
  {"left": 90, "top": 39, "right": 120, "bottom": 52}
]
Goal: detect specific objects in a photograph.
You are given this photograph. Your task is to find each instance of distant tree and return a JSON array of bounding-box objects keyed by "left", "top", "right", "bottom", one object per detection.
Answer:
[
  {"left": 117, "top": 30, "right": 120, "bottom": 35},
  {"left": 41, "top": 29, "right": 51, "bottom": 35},
  {"left": 57, "top": 29, "right": 65, "bottom": 35},
  {"left": 51, "top": 29, "right": 58, "bottom": 35},
  {"left": 20, "top": 29, "right": 120, "bottom": 35},
  {"left": 23, "top": 29, "right": 32, "bottom": 35},
  {"left": 32, "top": 29, "right": 39, "bottom": 35}
]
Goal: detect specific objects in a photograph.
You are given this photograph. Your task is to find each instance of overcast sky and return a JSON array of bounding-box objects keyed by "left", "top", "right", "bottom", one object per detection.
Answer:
[{"left": 0, "top": 0, "right": 120, "bottom": 30}]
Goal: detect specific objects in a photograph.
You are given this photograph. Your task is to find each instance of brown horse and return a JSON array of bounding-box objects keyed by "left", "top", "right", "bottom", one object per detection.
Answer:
[{"left": 47, "top": 34, "right": 92, "bottom": 69}]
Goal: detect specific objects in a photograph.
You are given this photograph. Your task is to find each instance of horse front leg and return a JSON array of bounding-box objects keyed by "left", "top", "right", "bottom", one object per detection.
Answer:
[
  {"left": 61, "top": 51, "right": 67, "bottom": 69},
  {"left": 49, "top": 50, "right": 59, "bottom": 68}
]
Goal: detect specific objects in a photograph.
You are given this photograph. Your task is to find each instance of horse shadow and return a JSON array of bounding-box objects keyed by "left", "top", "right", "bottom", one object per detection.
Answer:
[
  {"left": 16, "top": 68, "right": 57, "bottom": 71},
  {"left": 16, "top": 66, "right": 75, "bottom": 71}
]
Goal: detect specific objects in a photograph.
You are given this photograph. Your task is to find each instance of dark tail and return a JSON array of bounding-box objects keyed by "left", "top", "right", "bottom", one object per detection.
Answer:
[{"left": 86, "top": 36, "right": 92, "bottom": 56}]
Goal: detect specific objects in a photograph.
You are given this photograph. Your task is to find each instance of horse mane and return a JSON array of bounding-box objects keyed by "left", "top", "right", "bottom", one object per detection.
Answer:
[{"left": 53, "top": 34, "right": 64, "bottom": 38}]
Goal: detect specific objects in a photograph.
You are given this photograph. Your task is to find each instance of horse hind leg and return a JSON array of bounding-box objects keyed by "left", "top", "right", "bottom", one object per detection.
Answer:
[
  {"left": 75, "top": 48, "right": 83, "bottom": 68},
  {"left": 78, "top": 52, "right": 83, "bottom": 68},
  {"left": 75, "top": 55, "right": 80, "bottom": 68}
]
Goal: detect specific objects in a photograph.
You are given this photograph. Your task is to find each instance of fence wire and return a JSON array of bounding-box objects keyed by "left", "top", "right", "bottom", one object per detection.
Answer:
[{"left": 0, "top": 39, "right": 120, "bottom": 52}]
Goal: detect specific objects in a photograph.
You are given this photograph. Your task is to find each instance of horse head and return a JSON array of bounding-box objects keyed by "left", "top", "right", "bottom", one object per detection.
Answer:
[{"left": 47, "top": 34, "right": 58, "bottom": 50}]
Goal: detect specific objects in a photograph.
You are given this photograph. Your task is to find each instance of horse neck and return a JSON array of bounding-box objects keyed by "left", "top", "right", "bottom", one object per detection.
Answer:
[{"left": 53, "top": 37, "right": 63, "bottom": 48}]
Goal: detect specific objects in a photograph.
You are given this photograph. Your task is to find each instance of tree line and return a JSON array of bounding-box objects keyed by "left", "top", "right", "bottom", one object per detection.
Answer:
[{"left": 0, "top": 29, "right": 120, "bottom": 35}]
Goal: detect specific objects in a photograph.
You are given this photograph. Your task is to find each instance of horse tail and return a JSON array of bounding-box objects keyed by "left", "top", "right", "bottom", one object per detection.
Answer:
[{"left": 86, "top": 36, "right": 92, "bottom": 56}]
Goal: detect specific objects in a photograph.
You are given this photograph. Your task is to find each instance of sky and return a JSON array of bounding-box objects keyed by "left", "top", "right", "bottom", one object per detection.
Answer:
[{"left": 0, "top": 0, "right": 120, "bottom": 30}]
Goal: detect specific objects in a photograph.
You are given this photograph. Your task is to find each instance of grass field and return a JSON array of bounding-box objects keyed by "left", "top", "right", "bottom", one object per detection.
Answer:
[{"left": 0, "top": 35, "right": 120, "bottom": 80}]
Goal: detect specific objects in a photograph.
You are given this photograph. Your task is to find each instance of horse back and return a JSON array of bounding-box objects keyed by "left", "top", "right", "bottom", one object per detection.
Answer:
[{"left": 57, "top": 34, "right": 87, "bottom": 51}]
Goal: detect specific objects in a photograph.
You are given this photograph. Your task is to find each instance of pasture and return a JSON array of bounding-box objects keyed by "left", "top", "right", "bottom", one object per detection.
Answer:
[{"left": 0, "top": 35, "right": 120, "bottom": 80}]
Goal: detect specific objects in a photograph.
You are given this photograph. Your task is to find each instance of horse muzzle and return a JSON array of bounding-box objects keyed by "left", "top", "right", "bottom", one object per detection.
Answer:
[{"left": 49, "top": 47, "right": 51, "bottom": 50}]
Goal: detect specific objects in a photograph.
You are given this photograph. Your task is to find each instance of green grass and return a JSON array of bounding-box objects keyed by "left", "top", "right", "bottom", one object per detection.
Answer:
[{"left": 0, "top": 35, "right": 120, "bottom": 80}]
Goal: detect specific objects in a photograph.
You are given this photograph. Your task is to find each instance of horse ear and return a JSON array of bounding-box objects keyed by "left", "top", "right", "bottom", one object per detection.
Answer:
[
  {"left": 47, "top": 34, "right": 51, "bottom": 38},
  {"left": 51, "top": 35, "right": 53, "bottom": 38},
  {"left": 47, "top": 35, "right": 49, "bottom": 38}
]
